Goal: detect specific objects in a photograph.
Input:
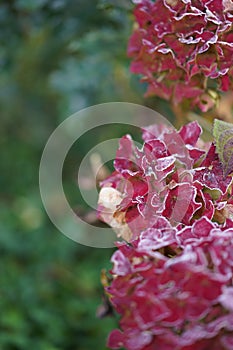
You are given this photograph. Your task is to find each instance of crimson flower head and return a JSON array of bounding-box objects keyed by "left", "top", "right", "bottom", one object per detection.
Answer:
[
  {"left": 106, "top": 219, "right": 233, "bottom": 350},
  {"left": 98, "top": 121, "right": 232, "bottom": 241},
  {"left": 128, "top": 0, "right": 233, "bottom": 111},
  {"left": 98, "top": 120, "right": 233, "bottom": 349}
]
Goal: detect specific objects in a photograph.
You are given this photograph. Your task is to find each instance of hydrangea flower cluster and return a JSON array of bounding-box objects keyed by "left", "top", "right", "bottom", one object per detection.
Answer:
[
  {"left": 98, "top": 121, "right": 233, "bottom": 239},
  {"left": 98, "top": 121, "right": 233, "bottom": 350},
  {"left": 128, "top": 0, "right": 233, "bottom": 111},
  {"left": 107, "top": 218, "right": 233, "bottom": 350}
]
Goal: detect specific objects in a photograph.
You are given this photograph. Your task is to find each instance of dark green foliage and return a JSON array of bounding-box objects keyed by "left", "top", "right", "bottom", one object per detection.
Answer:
[{"left": 0, "top": 1, "right": 142, "bottom": 349}]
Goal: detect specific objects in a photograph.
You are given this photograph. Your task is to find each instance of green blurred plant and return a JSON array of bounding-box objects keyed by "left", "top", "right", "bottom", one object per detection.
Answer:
[{"left": 0, "top": 1, "right": 144, "bottom": 349}]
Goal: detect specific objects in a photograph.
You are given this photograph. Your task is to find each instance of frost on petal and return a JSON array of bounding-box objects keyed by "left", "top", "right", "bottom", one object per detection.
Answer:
[
  {"left": 197, "top": 190, "right": 215, "bottom": 220},
  {"left": 125, "top": 330, "right": 153, "bottom": 350},
  {"left": 194, "top": 162, "right": 231, "bottom": 195},
  {"left": 219, "top": 287, "right": 233, "bottom": 311},
  {"left": 163, "top": 183, "right": 202, "bottom": 225},
  {"left": 163, "top": 130, "right": 192, "bottom": 167},
  {"left": 142, "top": 124, "right": 172, "bottom": 142},
  {"left": 106, "top": 219, "right": 233, "bottom": 349},
  {"left": 99, "top": 118, "right": 233, "bottom": 350},
  {"left": 177, "top": 217, "right": 215, "bottom": 245},
  {"left": 111, "top": 250, "right": 132, "bottom": 276},
  {"left": 191, "top": 217, "right": 215, "bottom": 238},
  {"left": 194, "top": 143, "right": 232, "bottom": 194},
  {"left": 143, "top": 139, "right": 167, "bottom": 159},
  {"left": 138, "top": 226, "right": 177, "bottom": 252},
  {"left": 128, "top": 0, "right": 233, "bottom": 110},
  {"left": 114, "top": 135, "right": 142, "bottom": 178}
]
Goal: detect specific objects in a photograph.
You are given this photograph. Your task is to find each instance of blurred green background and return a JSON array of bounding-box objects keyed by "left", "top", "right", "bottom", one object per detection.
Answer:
[{"left": 0, "top": 1, "right": 149, "bottom": 349}]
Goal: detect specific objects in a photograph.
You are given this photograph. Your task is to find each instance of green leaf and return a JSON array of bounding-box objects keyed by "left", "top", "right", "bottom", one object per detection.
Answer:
[{"left": 213, "top": 119, "right": 233, "bottom": 176}]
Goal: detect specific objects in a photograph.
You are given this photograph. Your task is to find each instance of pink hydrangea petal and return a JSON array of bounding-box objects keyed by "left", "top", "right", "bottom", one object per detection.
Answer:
[
  {"left": 138, "top": 226, "right": 177, "bottom": 251},
  {"left": 111, "top": 250, "right": 132, "bottom": 276},
  {"left": 124, "top": 330, "right": 153, "bottom": 350},
  {"left": 219, "top": 287, "right": 233, "bottom": 311}
]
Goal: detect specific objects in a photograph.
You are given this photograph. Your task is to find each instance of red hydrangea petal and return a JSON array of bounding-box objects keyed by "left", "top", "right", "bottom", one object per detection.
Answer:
[
  {"left": 107, "top": 329, "right": 125, "bottom": 349},
  {"left": 128, "top": 0, "right": 233, "bottom": 111},
  {"left": 179, "top": 121, "right": 202, "bottom": 146},
  {"left": 162, "top": 183, "right": 202, "bottom": 225},
  {"left": 194, "top": 162, "right": 231, "bottom": 195}
]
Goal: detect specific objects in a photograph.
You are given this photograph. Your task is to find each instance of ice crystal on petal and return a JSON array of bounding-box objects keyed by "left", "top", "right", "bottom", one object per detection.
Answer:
[
  {"left": 106, "top": 221, "right": 233, "bottom": 349},
  {"left": 128, "top": 0, "right": 233, "bottom": 110},
  {"left": 98, "top": 121, "right": 233, "bottom": 350}
]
